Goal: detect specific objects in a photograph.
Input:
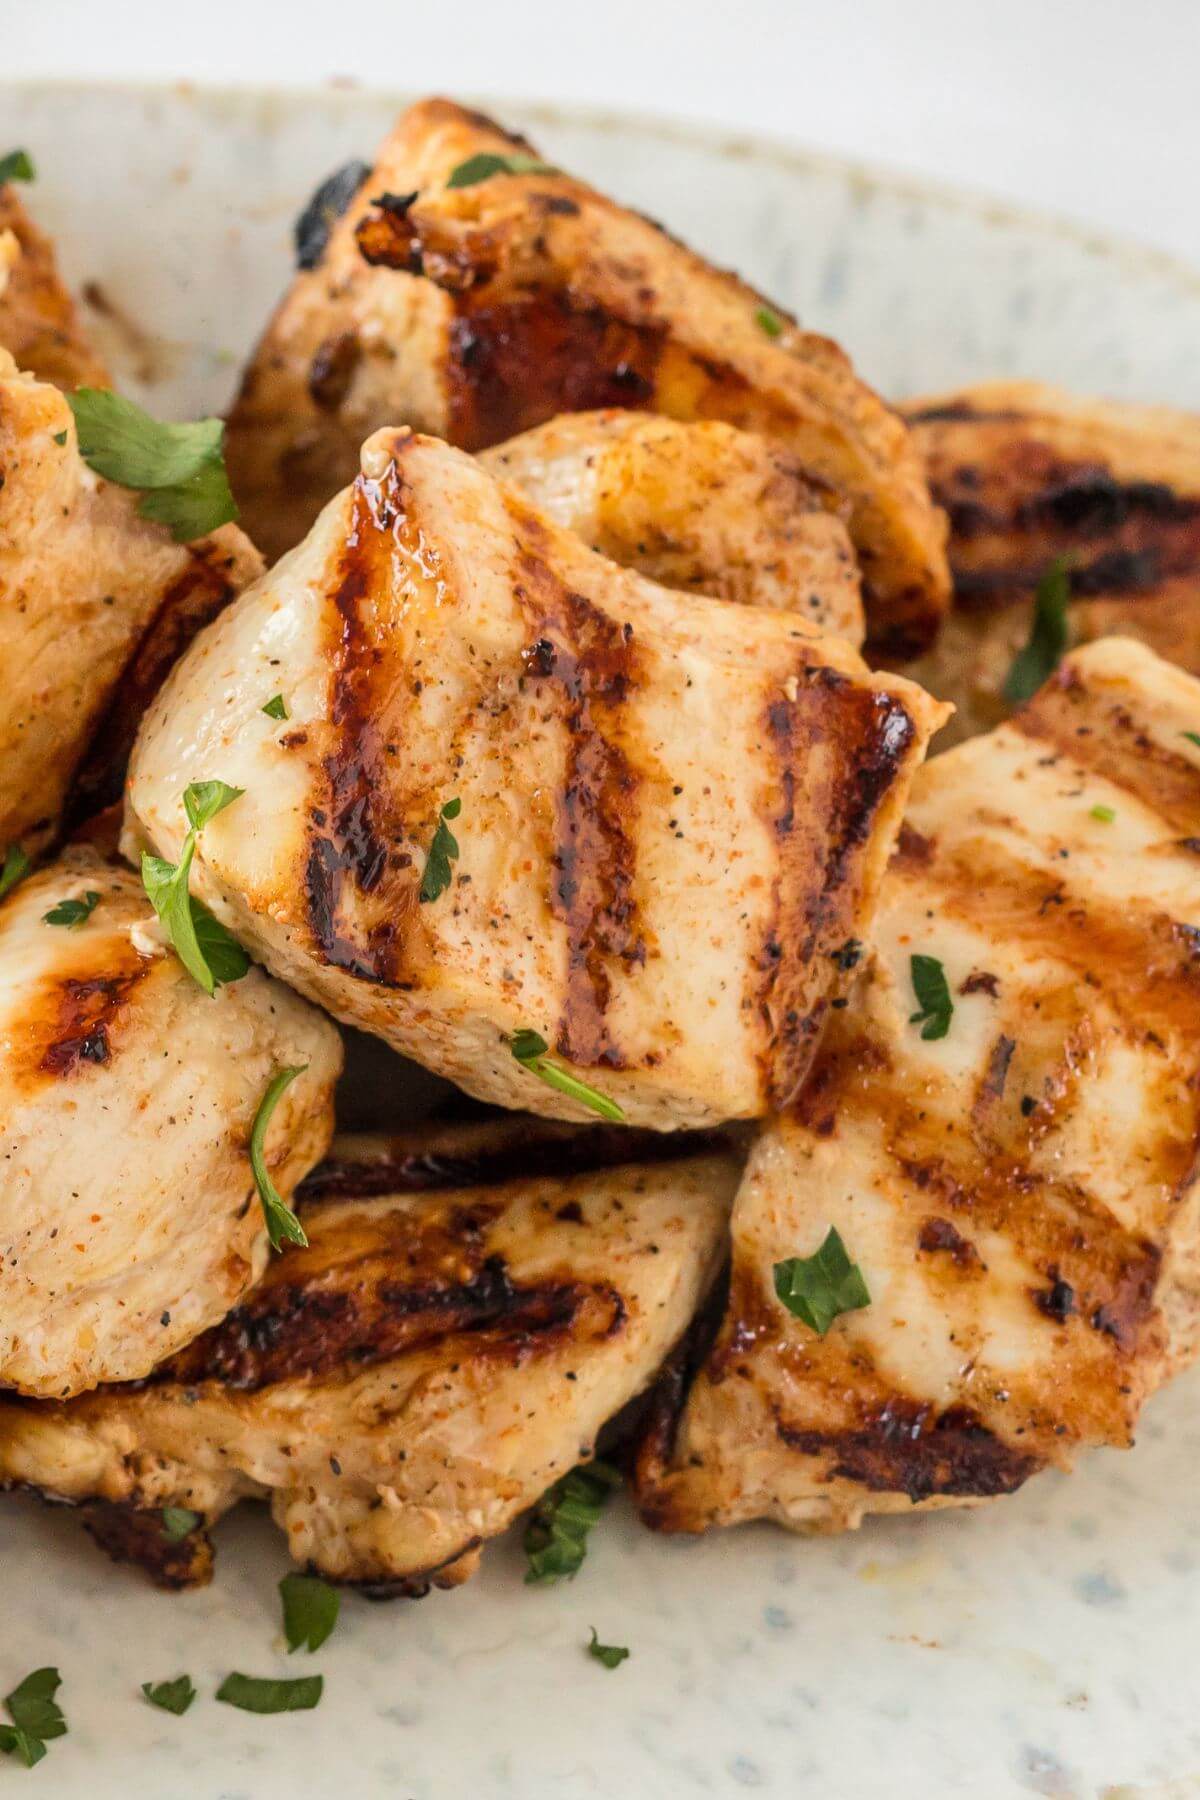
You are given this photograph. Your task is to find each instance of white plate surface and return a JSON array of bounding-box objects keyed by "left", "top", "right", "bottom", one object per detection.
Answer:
[{"left": 4, "top": 82, "right": 1200, "bottom": 1800}]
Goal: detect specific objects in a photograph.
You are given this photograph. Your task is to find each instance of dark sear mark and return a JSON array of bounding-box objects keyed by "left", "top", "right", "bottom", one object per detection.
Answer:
[
  {"left": 36, "top": 967, "right": 150, "bottom": 1078},
  {"left": 979, "top": 1033, "right": 1016, "bottom": 1101},
  {"left": 917, "top": 1215, "right": 982, "bottom": 1270},
  {"left": 295, "top": 159, "right": 371, "bottom": 270},
  {"left": 776, "top": 1400, "right": 1041, "bottom": 1504},
  {"left": 81, "top": 1499, "right": 214, "bottom": 1591},
  {"left": 1034, "top": 1273, "right": 1077, "bottom": 1323},
  {"left": 308, "top": 331, "right": 363, "bottom": 412}
]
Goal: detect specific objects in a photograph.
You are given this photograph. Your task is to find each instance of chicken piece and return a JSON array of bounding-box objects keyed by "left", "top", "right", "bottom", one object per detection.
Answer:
[
  {"left": 635, "top": 638, "right": 1200, "bottom": 1535},
  {"left": 900, "top": 381, "right": 1200, "bottom": 745},
  {"left": 125, "top": 427, "right": 946, "bottom": 1132},
  {"left": 0, "top": 1120, "right": 737, "bottom": 1590},
  {"left": 0, "top": 845, "right": 341, "bottom": 1399},
  {"left": 0, "top": 183, "right": 108, "bottom": 389},
  {"left": 225, "top": 97, "right": 949, "bottom": 654},
  {"left": 479, "top": 411, "right": 864, "bottom": 642},
  {"left": 0, "top": 352, "right": 262, "bottom": 857}
]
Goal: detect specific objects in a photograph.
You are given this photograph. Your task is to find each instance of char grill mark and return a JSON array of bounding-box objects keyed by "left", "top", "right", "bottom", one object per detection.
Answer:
[
  {"left": 81, "top": 1498, "right": 214, "bottom": 1591},
  {"left": 776, "top": 1401, "right": 1041, "bottom": 1503},
  {"left": 35, "top": 965, "right": 150, "bottom": 1079}
]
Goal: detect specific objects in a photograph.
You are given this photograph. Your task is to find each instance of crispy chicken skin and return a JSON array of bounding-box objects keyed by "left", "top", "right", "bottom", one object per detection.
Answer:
[
  {"left": 125, "top": 428, "right": 946, "bottom": 1131},
  {"left": 635, "top": 639, "right": 1200, "bottom": 1535},
  {"left": 480, "top": 411, "right": 864, "bottom": 642},
  {"left": 225, "top": 98, "right": 949, "bottom": 654},
  {"left": 0, "top": 846, "right": 341, "bottom": 1399},
  {"left": 901, "top": 381, "right": 1200, "bottom": 744},
  {"left": 0, "top": 184, "right": 108, "bottom": 390},
  {"left": 0, "top": 1122, "right": 737, "bottom": 1590},
  {"left": 0, "top": 352, "right": 263, "bottom": 857}
]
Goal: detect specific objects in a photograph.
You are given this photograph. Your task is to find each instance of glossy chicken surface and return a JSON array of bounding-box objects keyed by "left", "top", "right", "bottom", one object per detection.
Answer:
[
  {"left": 0, "top": 1120, "right": 737, "bottom": 1589},
  {"left": 0, "top": 847, "right": 341, "bottom": 1398},
  {"left": 225, "top": 98, "right": 949, "bottom": 653},
  {"left": 901, "top": 381, "right": 1200, "bottom": 744},
  {"left": 480, "top": 410, "right": 864, "bottom": 642},
  {"left": 636, "top": 640, "right": 1200, "bottom": 1534},
  {"left": 0, "top": 352, "right": 262, "bottom": 856},
  {"left": 125, "top": 427, "right": 945, "bottom": 1130},
  {"left": 0, "top": 184, "right": 108, "bottom": 390}
]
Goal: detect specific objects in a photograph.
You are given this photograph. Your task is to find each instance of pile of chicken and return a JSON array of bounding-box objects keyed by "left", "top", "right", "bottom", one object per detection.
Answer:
[{"left": 3, "top": 98, "right": 1200, "bottom": 1595}]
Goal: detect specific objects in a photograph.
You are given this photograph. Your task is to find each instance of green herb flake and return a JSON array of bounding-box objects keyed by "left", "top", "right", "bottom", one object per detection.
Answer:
[
  {"left": 755, "top": 305, "right": 784, "bottom": 338},
  {"left": 419, "top": 796, "right": 462, "bottom": 903},
  {"left": 446, "top": 152, "right": 559, "bottom": 189},
  {"left": 141, "top": 1676, "right": 196, "bottom": 1716},
  {"left": 141, "top": 781, "right": 248, "bottom": 995},
  {"left": 0, "top": 150, "right": 35, "bottom": 185},
  {"left": 262, "top": 694, "right": 289, "bottom": 721},
  {"left": 908, "top": 953, "right": 953, "bottom": 1041},
  {"left": 0, "top": 845, "right": 31, "bottom": 902},
  {"left": 279, "top": 1573, "right": 340, "bottom": 1654},
  {"left": 66, "top": 388, "right": 238, "bottom": 543},
  {"left": 52, "top": 430, "right": 68, "bottom": 446},
  {"left": 1090, "top": 803, "right": 1116, "bottom": 823},
  {"left": 587, "top": 1629, "right": 630, "bottom": 1670},
  {"left": 0, "top": 1667, "right": 66, "bottom": 1769},
  {"left": 1002, "top": 557, "right": 1072, "bottom": 703},
  {"left": 42, "top": 890, "right": 100, "bottom": 930},
  {"left": 216, "top": 1673, "right": 323, "bottom": 1715},
  {"left": 773, "top": 1226, "right": 871, "bottom": 1336},
  {"left": 250, "top": 1067, "right": 309, "bottom": 1252},
  {"left": 509, "top": 1029, "right": 625, "bottom": 1122},
  {"left": 161, "top": 1505, "right": 202, "bottom": 1543},
  {"left": 524, "top": 1460, "right": 621, "bottom": 1584},
  {"left": 1183, "top": 732, "right": 1200, "bottom": 749}
]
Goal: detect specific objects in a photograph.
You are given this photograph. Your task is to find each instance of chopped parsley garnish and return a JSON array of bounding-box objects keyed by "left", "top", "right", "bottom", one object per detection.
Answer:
[
  {"left": 1184, "top": 732, "right": 1200, "bottom": 749},
  {"left": 0, "top": 1668, "right": 66, "bottom": 1769},
  {"left": 0, "top": 150, "right": 35, "bottom": 185},
  {"left": 1090, "top": 803, "right": 1115, "bottom": 823},
  {"left": 524, "top": 1460, "right": 621, "bottom": 1584},
  {"left": 587, "top": 1629, "right": 630, "bottom": 1670},
  {"left": 43, "top": 890, "right": 100, "bottom": 929},
  {"left": 161, "top": 1505, "right": 201, "bottom": 1543},
  {"left": 908, "top": 953, "right": 953, "bottom": 1040},
  {"left": 141, "top": 1676, "right": 196, "bottom": 1716},
  {"left": 419, "top": 797, "right": 461, "bottom": 903},
  {"left": 66, "top": 388, "right": 238, "bottom": 543},
  {"left": 216, "top": 1673, "right": 323, "bottom": 1715},
  {"left": 773, "top": 1227, "right": 870, "bottom": 1335},
  {"left": 446, "top": 152, "right": 558, "bottom": 189},
  {"left": 250, "top": 1066, "right": 309, "bottom": 1252},
  {"left": 755, "top": 305, "right": 784, "bottom": 338},
  {"left": 509, "top": 1029, "right": 625, "bottom": 1122},
  {"left": 1002, "top": 557, "right": 1071, "bottom": 703},
  {"left": 279, "top": 1573, "right": 340, "bottom": 1654},
  {"left": 0, "top": 845, "right": 30, "bottom": 902},
  {"left": 141, "top": 779, "right": 248, "bottom": 995},
  {"left": 262, "top": 694, "right": 289, "bottom": 720},
  {"left": 52, "top": 430, "right": 67, "bottom": 446}
]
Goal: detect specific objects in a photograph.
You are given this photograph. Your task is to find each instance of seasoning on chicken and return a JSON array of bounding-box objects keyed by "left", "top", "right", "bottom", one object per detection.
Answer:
[
  {"left": 635, "top": 638, "right": 1200, "bottom": 1534},
  {"left": 125, "top": 427, "right": 947, "bottom": 1131},
  {"left": 0, "top": 845, "right": 341, "bottom": 1399},
  {"left": 0, "top": 182, "right": 108, "bottom": 390},
  {"left": 0, "top": 1120, "right": 737, "bottom": 1590},
  {"left": 480, "top": 410, "right": 864, "bottom": 643},
  {"left": 225, "top": 97, "right": 949, "bottom": 654},
  {"left": 900, "top": 381, "right": 1200, "bottom": 744}
]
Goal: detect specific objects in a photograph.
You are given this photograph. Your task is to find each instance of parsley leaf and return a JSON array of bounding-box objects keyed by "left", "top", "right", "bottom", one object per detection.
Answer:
[
  {"left": 446, "top": 152, "right": 559, "bottom": 189},
  {"left": 279, "top": 1574, "right": 340, "bottom": 1654},
  {"left": 524, "top": 1460, "right": 621, "bottom": 1584},
  {"left": 262, "top": 694, "right": 289, "bottom": 720},
  {"left": 909, "top": 953, "right": 953, "bottom": 1040},
  {"left": 141, "top": 782, "right": 247, "bottom": 995},
  {"left": 141, "top": 1676, "right": 196, "bottom": 1716},
  {"left": 755, "top": 305, "right": 784, "bottom": 338},
  {"left": 0, "top": 845, "right": 30, "bottom": 902},
  {"left": 250, "top": 1066, "right": 309, "bottom": 1252},
  {"left": 66, "top": 389, "right": 238, "bottom": 543},
  {"left": 161, "top": 1506, "right": 202, "bottom": 1543},
  {"left": 509, "top": 1029, "right": 625, "bottom": 1122},
  {"left": 0, "top": 150, "right": 35, "bottom": 185},
  {"left": 419, "top": 797, "right": 461, "bottom": 903},
  {"left": 0, "top": 1668, "right": 66, "bottom": 1768},
  {"left": 587, "top": 1629, "right": 630, "bottom": 1670},
  {"left": 43, "top": 890, "right": 100, "bottom": 929},
  {"left": 773, "top": 1226, "right": 870, "bottom": 1335},
  {"left": 1090, "top": 803, "right": 1115, "bottom": 823},
  {"left": 1183, "top": 732, "right": 1200, "bottom": 749},
  {"left": 216, "top": 1673, "right": 323, "bottom": 1714},
  {"left": 1003, "top": 557, "right": 1071, "bottom": 703},
  {"left": 184, "top": 779, "right": 244, "bottom": 831}
]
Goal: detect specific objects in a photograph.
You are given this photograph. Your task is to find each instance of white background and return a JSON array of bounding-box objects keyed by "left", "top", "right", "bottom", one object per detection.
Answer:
[{"left": 5, "top": 0, "right": 1200, "bottom": 267}]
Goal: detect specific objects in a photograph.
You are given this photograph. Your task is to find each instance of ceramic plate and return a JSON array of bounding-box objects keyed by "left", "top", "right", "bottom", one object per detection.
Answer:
[{"left": 4, "top": 81, "right": 1200, "bottom": 1800}]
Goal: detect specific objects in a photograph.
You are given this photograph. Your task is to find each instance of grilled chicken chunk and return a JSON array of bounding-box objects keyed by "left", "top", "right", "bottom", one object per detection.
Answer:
[
  {"left": 0, "top": 845, "right": 341, "bottom": 1399},
  {"left": 0, "top": 1121, "right": 737, "bottom": 1590},
  {"left": 480, "top": 411, "right": 864, "bottom": 642},
  {"left": 125, "top": 427, "right": 946, "bottom": 1131},
  {"left": 901, "top": 381, "right": 1200, "bottom": 744},
  {"left": 0, "top": 352, "right": 262, "bottom": 856},
  {"left": 0, "top": 184, "right": 108, "bottom": 390},
  {"left": 225, "top": 97, "right": 949, "bottom": 653},
  {"left": 636, "top": 638, "right": 1200, "bottom": 1534}
]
